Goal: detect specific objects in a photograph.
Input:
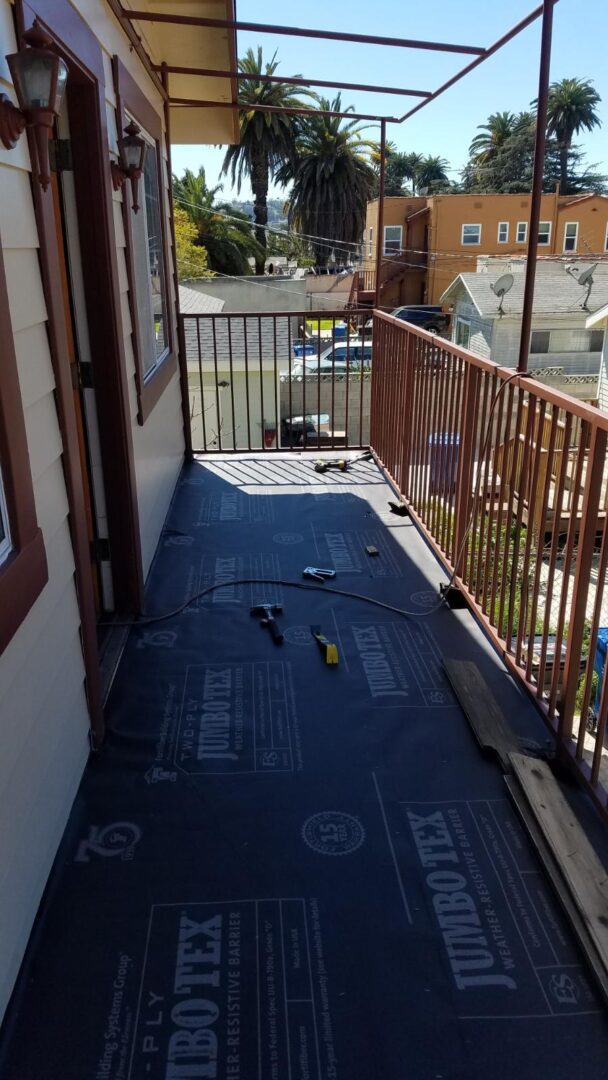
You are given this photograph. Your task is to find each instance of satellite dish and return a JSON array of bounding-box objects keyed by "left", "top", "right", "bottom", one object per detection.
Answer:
[
  {"left": 490, "top": 273, "right": 514, "bottom": 313},
  {"left": 576, "top": 262, "right": 598, "bottom": 309}
]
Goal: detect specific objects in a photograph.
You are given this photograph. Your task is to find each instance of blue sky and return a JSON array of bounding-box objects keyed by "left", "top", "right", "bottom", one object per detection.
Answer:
[{"left": 171, "top": 0, "right": 608, "bottom": 200}]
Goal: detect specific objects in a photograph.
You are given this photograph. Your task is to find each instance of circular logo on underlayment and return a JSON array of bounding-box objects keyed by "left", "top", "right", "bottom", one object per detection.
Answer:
[
  {"left": 272, "top": 532, "right": 304, "bottom": 545},
  {"left": 410, "top": 590, "right": 438, "bottom": 607},
  {"left": 283, "top": 625, "right": 316, "bottom": 647},
  {"left": 302, "top": 812, "right": 365, "bottom": 856}
]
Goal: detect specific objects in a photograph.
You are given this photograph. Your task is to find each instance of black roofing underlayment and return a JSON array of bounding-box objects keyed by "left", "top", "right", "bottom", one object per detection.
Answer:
[{"left": 2, "top": 454, "right": 608, "bottom": 1079}]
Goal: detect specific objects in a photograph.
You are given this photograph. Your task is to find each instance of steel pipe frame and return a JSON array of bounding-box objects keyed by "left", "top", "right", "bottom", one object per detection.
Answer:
[
  {"left": 152, "top": 66, "right": 432, "bottom": 100},
  {"left": 171, "top": 98, "right": 398, "bottom": 123},
  {"left": 123, "top": 12, "right": 485, "bottom": 55}
]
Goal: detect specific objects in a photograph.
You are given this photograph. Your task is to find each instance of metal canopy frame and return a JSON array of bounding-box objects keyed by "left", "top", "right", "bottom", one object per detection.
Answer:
[{"left": 118, "top": 1, "right": 558, "bottom": 373}]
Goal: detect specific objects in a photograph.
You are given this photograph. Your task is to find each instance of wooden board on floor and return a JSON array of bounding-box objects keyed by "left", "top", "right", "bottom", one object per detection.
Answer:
[
  {"left": 444, "top": 659, "right": 519, "bottom": 772},
  {"left": 509, "top": 753, "right": 608, "bottom": 984},
  {"left": 505, "top": 773, "right": 608, "bottom": 1006}
]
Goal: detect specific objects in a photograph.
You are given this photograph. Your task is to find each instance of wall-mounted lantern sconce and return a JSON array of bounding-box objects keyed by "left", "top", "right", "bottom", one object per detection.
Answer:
[
  {"left": 111, "top": 121, "right": 147, "bottom": 212},
  {"left": 1, "top": 20, "right": 68, "bottom": 191}
]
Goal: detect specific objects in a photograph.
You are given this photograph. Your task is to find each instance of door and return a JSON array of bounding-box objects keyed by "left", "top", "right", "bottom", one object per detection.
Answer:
[{"left": 50, "top": 104, "right": 113, "bottom": 616}]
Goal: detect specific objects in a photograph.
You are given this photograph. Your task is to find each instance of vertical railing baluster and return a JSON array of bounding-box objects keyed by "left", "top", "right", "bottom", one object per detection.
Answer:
[
  {"left": 227, "top": 316, "right": 236, "bottom": 450},
  {"left": 243, "top": 315, "right": 252, "bottom": 451},
  {"left": 196, "top": 317, "right": 207, "bottom": 452}
]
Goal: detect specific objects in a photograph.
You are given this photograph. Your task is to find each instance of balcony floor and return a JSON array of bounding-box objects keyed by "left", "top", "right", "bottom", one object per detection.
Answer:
[{"left": 2, "top": 453, "right": 608, "bottom": 1079}]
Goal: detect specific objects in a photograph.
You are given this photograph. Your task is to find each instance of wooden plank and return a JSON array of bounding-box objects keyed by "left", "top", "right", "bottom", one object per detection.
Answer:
[
  {"left": 505, "top": 774, "right": 608, "bottom": 1006},
  {"left": 444, "top": 659, "right": 519, "bottom": 771},
  {"left": 510, "top": 753, "right": 608, "bottom": 977}
]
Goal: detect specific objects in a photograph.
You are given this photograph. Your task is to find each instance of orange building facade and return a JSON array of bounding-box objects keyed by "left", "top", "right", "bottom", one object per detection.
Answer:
[{"left": 362, "top": 192, "right": 608, "bottom": 307}]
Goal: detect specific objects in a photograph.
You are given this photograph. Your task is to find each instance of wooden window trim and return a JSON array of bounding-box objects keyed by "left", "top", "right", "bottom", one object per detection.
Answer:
[
  {"left": 113, "top": 57, "right": 176, "bottom": 425},
  {"left": 0, "top": 239, "right": 48, "bottom": 655}
]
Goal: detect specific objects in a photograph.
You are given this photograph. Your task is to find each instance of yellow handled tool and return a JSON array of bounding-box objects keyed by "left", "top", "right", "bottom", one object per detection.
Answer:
[{"left": 311, "top": 625, "right": 339, "bottom": 665}]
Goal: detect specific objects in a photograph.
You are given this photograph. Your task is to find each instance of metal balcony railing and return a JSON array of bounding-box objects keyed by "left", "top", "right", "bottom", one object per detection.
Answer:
[
  {"left": 369, "top": 310, "right": 608, "bottom": 810},
  {"left": 180, "top": 309, "right": 372, "bottom": 453}
]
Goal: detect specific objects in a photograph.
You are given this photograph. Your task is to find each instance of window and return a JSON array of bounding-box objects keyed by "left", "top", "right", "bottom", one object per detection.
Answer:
[
  {"left": 368, "top": 227, "right": 373, "bottom": 257},
  {"left": 590, "top": 330, "right": 604, "bottom": 352},
  {"left": 530, "top": 330, "right": 550, "bottom": 353},
  {"left": 455, "top": 318, "right": 471, "bottom": 348},
  {"left": 516, "top": 221, "right": 528, "bottom": 243},
  {"left": 563, "top": 222, "right": 578, "bottom": 252},
  {"left": 538, "top": 222, "right": 551, "bottom": 246},
  {"left": 383, "top": 225, "right": 402, "bottom": 254},
  {"left": 605, "top": 223, "right": 608, "bottom": 253},
  {"left": 114, "top": 58, "right": 176, "bottom": 424},
  {"left": 0, "top": 470, "right": 11, "bottom": 565},
  {"left": 461, "top": 224, "right": 481, "bottom": 245},
  {"left": 130, "top": 118, "right": 169, "bottom": 378},
  {"left": 0, "top": 243, "right": 48, "bottom": 653},
  {"left": 497, "top": 222, "right": 509, "bottom": 244}
]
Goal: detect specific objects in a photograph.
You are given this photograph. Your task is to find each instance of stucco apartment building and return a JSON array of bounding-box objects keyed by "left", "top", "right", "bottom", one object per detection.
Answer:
[
  {"left": 361, "top": 191, "right": 608, "bottom": 308},
  {"left": 0, "top": 0, "right": 237, "bottom": 1022}
]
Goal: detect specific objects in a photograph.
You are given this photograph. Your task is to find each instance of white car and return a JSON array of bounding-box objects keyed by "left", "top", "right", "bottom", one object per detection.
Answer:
[{"left": 285, "top": 340, "right": 373, "bottom": 379}]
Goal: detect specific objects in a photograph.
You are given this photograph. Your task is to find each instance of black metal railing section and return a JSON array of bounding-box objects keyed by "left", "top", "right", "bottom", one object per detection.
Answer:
[{"left": 180, "top": 309, "right": 372, "bottom": 452}]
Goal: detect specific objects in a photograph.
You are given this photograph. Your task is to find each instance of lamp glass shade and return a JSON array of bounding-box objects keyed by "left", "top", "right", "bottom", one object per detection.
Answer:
[
  {"left": 119, "top": 122, "right": 147, "bottom": 175},
  {"left": 10, "top": 50, "right": 68, "bottom": 113}
]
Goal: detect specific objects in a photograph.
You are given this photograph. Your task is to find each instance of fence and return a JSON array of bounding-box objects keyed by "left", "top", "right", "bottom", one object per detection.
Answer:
[
  {"left": 370, "top": 310, "right": 608, "bottom": 810},
  {"left": 180, "top": 309, "right": 371, "bottom": 452}
]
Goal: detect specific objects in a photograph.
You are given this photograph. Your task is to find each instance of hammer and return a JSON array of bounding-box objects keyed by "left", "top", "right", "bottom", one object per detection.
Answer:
[{"left": 250, "top": 602, "right": 284, "bottom": 644}]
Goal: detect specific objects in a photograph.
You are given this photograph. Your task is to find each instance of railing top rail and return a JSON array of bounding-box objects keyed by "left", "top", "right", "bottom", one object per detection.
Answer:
[
  {"left": 180, "top": 309, "right": 371, "bottom": 320},
  {"left": 374, "top": 309, "right": 607, "bottom": 430}
]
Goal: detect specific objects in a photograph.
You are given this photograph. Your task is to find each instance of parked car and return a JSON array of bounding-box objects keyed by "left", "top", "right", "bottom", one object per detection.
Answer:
[
  {"left": 284, "top": 340, "right": 373, "bottom": 380},
  {"left": 391, "top": 305, "right": 450, "bottom": 334}
]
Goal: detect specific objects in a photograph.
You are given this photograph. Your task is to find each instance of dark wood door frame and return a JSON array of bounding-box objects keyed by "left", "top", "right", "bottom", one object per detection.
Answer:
[{"left": 14, "top": 0, "right": 148, "bottom": 739}]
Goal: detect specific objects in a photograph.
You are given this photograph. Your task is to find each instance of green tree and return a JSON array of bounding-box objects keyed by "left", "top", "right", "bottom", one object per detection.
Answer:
[
  {"left": 415, "top": 155, "right": 451, "bottom": 193},
  {"left": 543, "top": 77, "right": 602, "bottom": 194},
  {"left": 172, "top": 168, "right": 264, "bottom": 276},
  {"left": 221, "top": 48, "right": 313, "bottom": 274},
  {"left": 469, "top": 111, "right": 518, "bottom": 165},
  {"left": 173, "top": 208, "right": 212, "bottom": 281},
  {"left": 276, "top": 94, "right": 376, "bottom": 267}
]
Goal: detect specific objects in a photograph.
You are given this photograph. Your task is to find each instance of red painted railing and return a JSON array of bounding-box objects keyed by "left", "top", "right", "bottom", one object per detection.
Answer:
[{"left": 370, "top": 310, "right": 608, "bottom": 811}]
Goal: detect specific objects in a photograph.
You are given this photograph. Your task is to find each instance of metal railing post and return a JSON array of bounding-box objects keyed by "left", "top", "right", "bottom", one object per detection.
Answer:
[
  {"left": 452, "top": 364, "right": 480, "bottom": 578},
  {"left": 375, "top": 120, "right": 387, "bottom": 311}
]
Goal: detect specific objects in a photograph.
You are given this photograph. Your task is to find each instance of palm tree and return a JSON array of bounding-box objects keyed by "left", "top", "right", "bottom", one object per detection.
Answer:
[
  {"left": 276, "top": 95, "right": 376, "bottom": 267},
  {"left": 469, "top": 112, "right": 517, "bottom": 164},
  {"left": 221, "top": 48, "right": 313, "bottom": 274},
  {"left": 172, "top": 168, "right": 264, "bottom": 276},
  {"left": 542, "top": 78, "right": 602, "bottom": 194},
  {"left": 414, "top": 155, "right": 451, "bottom": 193}
]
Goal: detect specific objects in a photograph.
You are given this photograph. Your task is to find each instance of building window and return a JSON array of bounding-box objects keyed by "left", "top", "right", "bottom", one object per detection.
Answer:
[
  {"left": 590, "top": 330, "right": 604, "bottom": 352},
  {"left": 114, "top": 58, "right": 176, "bottom": 425},
  {"left": 605, "top": 223, "right": 608, "bottom": 252},
  {"left": 0, "top": 243, "right": 48, "bottom": 653},
  {"left": 497, "top": 222, "right": 509, "bottom": 244},
  {"left": 0, "top": 470, "right": 11, "bottom": 566},
  {"left": 538, "top": 222, "right": 551, "bottom": 245},
  {"left": 455, "top": 318, "right": 471, "bottom": 348},
  {"left": 563, "top": 222, "right": 578, "bottom": 252},
  {"left": 530, "top": 330, "right": 550, "bottom": 353},
  {"left": 516, "top": 222, "right": 528, "bottom": 243},
  {"left": 368, "top": 227, "right": 373, "bottom": 257},
  {"left": 461, "top": 224, "right": 481, "bottom": 245},
  {"left": 129, "top": 118, "right": 169, "bottom": 379},
  {"left": 383, "top": 225, "right": 402, "bottom": 254}
]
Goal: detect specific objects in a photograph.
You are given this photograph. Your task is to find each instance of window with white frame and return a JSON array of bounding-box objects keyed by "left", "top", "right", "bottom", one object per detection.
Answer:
[
  {"left": 129, "top": 120, "right": 169, "bottom": 379},
  {"left": 563, "top": 222, "right": 578, "bottom": 252},
  {"left": 538, "top": 221, "right": 551, "bottom": 245},
  {"left": 455, "top": 318, "right": 471, "bottom": 348},
  {"left": 383, "top": 225, "right": 402, "bottom": 254},
  {"left": 530, "top": 330, "right": 550, "bottom": 353},
  {"left": 605, "top": 223, "right": 608, "bottom": 252},
  {"left": 516, "top": 221, "right": 528, "bottom": 243},
  {"left": 461, "top": 223, "right": 481, "bottom": 245},
  {"left": 0, "top": 469, "right": 11, "bottom": 566},
  {"left": 368, "top": 227, "right": 373, "bottom": 257},
  {"left": 497, "top": 222, "right": 509, "bottom": 243}
]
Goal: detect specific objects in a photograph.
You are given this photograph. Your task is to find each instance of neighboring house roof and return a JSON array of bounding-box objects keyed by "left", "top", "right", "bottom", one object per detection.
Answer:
[
  {"left": 178, "top": 284, "right": 225, "bottom": 315},
  {"left": 586, "top": 302, "right": 608, "bottom": 330},
  {"left": 440, "top": 264, "right": 608, "bottom": 319}
]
